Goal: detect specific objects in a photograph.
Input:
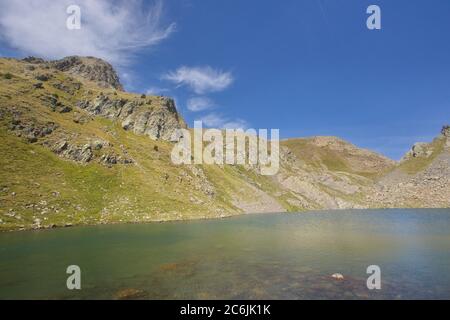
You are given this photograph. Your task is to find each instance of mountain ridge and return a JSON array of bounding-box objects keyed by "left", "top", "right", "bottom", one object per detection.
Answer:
[{"left": 0, "top": 56, "right": 448, "bottom": 231}]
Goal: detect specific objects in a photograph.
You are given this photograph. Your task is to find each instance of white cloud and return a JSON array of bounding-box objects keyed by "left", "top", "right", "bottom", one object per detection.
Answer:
[
  {"left": 163, "top": 66, "right": 233, "bottom": 94},
  {"left": 146, "top": 86, "right": 170, "bottom": 96},
  {"left": 0, "top": 0, "right": 175, "bottom": 66},
  {"left": 197, "top": 113, "right": 249, "bottom": 130},
  {"left": 187, "top": 97, "right": 216, "bottom": 112},
  {"left": 222, "top": 119, "right": 249, "bottom": 130}
]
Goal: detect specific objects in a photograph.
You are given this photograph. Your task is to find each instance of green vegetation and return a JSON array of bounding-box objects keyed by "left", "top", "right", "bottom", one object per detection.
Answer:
[
  {"left": 1, "top": 57, "right": 447, "bottom": 232},
  {"left": 0, "top": 58, "right": 238, "bottom": 231},
  {"left": 281, "top": 137, "right": 393, "bottom": 178}
]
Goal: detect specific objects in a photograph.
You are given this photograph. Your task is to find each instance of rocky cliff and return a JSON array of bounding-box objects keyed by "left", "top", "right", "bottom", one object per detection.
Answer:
[
  {"left": 369, "top": 127, "right": 450, "bottom": 208},
  {"left": 0, "top": 56, "right": 449, "bottom": 231},
  {"left": 24, "top": 56, "right": 124, "bottom": 90}
]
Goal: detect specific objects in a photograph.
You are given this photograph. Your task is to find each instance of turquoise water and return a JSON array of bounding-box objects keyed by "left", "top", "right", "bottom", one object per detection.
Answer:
[{"left": 1, "top": 209, "right": 450, "bottom": 299}]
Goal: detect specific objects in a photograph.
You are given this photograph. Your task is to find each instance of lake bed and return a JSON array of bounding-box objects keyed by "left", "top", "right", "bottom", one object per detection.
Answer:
[{"left": 1, "top": 209, "right": 450, "bottom": 300}]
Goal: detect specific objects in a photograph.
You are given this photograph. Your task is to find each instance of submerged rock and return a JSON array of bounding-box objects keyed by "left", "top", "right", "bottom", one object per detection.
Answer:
[
  {"left": 331, "top": 273, "right": 345, "bottom": 281},
  {"left": 113, "top": 288, "right": 146, "bottom": 300}
]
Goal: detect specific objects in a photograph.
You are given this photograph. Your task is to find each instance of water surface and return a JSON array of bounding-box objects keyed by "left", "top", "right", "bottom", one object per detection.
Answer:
[{"left": 1, "top": 209, "right": 450, "bottom": 299}]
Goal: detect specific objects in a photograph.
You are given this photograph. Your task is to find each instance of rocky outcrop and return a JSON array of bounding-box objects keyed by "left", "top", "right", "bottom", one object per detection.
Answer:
[
  {"left": 50, "top": 56, "right": 123, "bottom": 91},
  {"left": 22, "top": 56, "right": 123, "bottom": 90},
  {"left": 41, "top": 94, "right": 72, "bottom": 113},
  {"left": 77, "top": 94, "right": 186, "bottom": 141},
  {"left": 371, "top": 128, "right": 450, "bottom": 208},
  {"left": 22, "top": 56, "right": 46, "bottom": 64},
  {"left": 370, "top": 152, "right": 450, "bottom": 208},
  {"left": 441, "top": 125, "right": 450, "bottom": 138},
  {"left": 400, "top": 127, "right": 449, "bottom": 163},
  {"left": 401, "top": 142, "right": 432, "bottom": 161},
  {"left": 49, "top": 139, "right": 134, "bottom": 165},
  {"left": 8, "top": 114, "right": 58, "bottom": 143},
  {"left": 19, "top": 56, "right": 187, "bottom": 142},
  {"left": 52, "top": 140, "right": 93, "bottom": 163}
]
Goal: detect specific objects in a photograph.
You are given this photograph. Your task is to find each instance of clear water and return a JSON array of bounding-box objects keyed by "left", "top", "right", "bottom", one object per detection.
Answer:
[{"left": 1, "top": 209, "right": 450, "bottom": 300}]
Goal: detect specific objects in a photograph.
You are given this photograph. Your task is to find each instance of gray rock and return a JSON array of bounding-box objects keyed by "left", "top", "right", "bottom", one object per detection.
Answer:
[
  {"left": 50, "top": 56, "right": 123, "bottom": 91},
  {"left": 52, "top": 140, "right": 93, "bottom": 163},
  {"left": 442, "top": 125, "right": 450, "bottom": 137},
  {"left": 52, "top": 80, "right": 82, "bottom": 95},
  {"left": 100, "top": 154, "right": 133, "bottom": 166},
  {"left": 401, "top": 142, "right": 432, "bottom": 161},
  {"left": 22, "top": 56, "right": 46, "bottom": 64},
  {"left": 9, "top": 118, "right": 58, "bottom": 142},
  {"left": 35, "top": 74, "right": 50, "bottom": 81},
  {"left": 78, "top": 95, "right": 186, "bottom": 141}
]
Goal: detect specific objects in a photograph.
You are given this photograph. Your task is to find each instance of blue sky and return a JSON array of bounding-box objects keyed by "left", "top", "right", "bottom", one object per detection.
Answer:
[{"left": 0, "top": 0, "right": 449, "bottom": 159}]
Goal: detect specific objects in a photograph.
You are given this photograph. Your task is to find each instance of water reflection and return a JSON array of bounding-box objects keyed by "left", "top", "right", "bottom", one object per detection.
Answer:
[{"left": 1, "top": 209, "right": 450, "bottom": 299}]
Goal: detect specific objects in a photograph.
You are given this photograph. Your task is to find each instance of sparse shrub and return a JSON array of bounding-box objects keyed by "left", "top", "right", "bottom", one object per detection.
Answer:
[
  {"left": 153, "top": 145, "right": 159, "bottom": 152},
  {"left": 141, "top": 94, "right": 146, "bottom": 99},
  {"left": 3, "top": 73, "right": 13, "bottom": 80},
  {"left": 35, "top": 74, "right": 50, "bottom": 81}
]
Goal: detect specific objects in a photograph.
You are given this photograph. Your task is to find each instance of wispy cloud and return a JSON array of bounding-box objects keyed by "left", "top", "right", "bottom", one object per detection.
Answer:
[
  {"left": 197, "top": 113, "right": 249, "bottom": 130},
  {"left": 187, "top": 97, "right": 216, "bottom": 112},
  {"left": 146, "top": 86, "right": 170, "bottom": 96},
  {"left": 162, "top": 66, "right": 233, "bottom": 94},
  {"left": 0, "top": 0, "right": 175, "bottom": 66}
]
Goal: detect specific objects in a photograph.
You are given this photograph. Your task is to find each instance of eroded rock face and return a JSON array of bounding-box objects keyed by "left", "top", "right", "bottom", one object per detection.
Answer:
[
  {"left": 8, "top": 115, "right": 59, "bottom": 143},
  {"left": 401, "top": 142, "right": 432, "bottom": 161},
  {"left": 22, "top": 56, "right": 46, "bottom": 64},
  {"left": 18, "top": 56, "right": 187, "bottom": 142},
  {"left": 77, "top": 95, "right": 186, "bottom": 141},
  {"left": 50, "top": 56, "right": 123, "bottom": 91},
  {"left": 52, "top": 140, "right": 93, "bottom": 163},
  {"left": 23, "top": 55, "right": 122, "bottom": 90},
  {"left": 45, "top": 137, "right": 133, "bottom": 165},
  {"left": 442, "top": 125, "right": 450, "bottom": 138}
]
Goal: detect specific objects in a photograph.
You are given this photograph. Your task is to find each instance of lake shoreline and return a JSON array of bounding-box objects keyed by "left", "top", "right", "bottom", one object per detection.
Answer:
[
  {"left": 2, "top": 208, "right": 450, "bottom": 300},
  {"left": 2, "top": 207, "right": 449, "bottom": 233}
]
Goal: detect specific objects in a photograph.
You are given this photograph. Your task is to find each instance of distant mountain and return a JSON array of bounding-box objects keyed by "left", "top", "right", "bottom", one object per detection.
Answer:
[
  {"left": 0, "top": 56, "right": 448, "bottom": 231},
  {"left": 369, "top": 126, "right": 450, "bottom": 208}
]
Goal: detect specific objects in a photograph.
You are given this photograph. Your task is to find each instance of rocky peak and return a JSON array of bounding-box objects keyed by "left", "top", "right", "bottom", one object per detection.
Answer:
[
  {"left": 401, "top": 142, "right": 432, "bottom": 161},
  {"left": 401, "top": 126, "right": 450, "bottom": 162},
  {"left": 441, "top": 125, "right": 450, "bottom": 138},
  {"left": 22, "top": 56, "right": 46, "bottom": 64},
  {"left": 50, "top": 56, "right": 123, "bottom": 91}
]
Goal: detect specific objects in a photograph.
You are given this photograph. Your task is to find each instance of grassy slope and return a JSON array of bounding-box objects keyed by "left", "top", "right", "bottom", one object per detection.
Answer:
[
  {"left": 281, "top": 138, "right": 393, "bottom": 178},
  {"left": 0, "top": 58, "right": 249, "bottom": 231},
  {"left": 2, "top": 57, "right": 444, "bottom": 231}
]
